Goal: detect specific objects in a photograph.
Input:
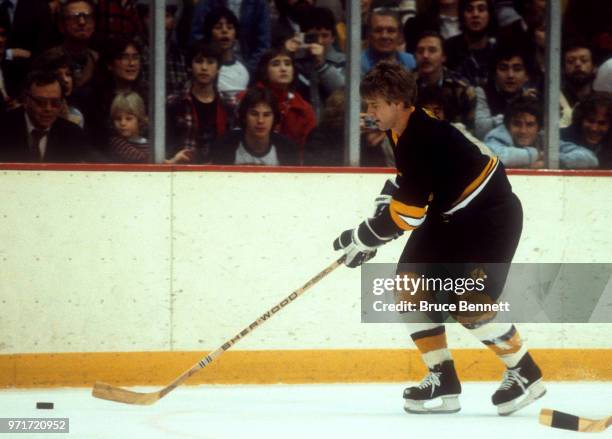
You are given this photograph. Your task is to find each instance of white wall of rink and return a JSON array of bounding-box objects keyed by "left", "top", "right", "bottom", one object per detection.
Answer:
[{"left": 1, "top": 170, "right": 611, "bottom": 354}]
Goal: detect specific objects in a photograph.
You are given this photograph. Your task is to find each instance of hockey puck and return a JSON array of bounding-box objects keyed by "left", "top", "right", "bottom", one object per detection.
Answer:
[{"left": 36, "top": 402, "right": 54, "bottom": 409}]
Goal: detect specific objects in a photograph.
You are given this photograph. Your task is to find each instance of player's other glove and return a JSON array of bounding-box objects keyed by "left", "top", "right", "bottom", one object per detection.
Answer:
[{"left": 333, "top": 220, "right": 390, "bottom": 268}]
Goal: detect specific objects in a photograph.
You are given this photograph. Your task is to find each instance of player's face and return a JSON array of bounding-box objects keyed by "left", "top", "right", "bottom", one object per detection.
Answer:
[
  {"left": 211, "top": 17, "right": 237, "bottom": 51},
  {"left": 267, "top": 55, "right": 293, "bottom": 86},
  {"left": 508, "top": 112, "right": 539, "bottom": 147},
  {"left": 363, "top": 96, "right": 400, "bottom": 131},
  {"left": 564, "top": 48, "right": 595, "bottom": 85},
  {"left": 246, "top": 102, "right": 274, "bottom": 140},
  {"left": 495, "top": 56, "right": 528, "bottom": 94},
  {"left": 464, "top": 0, "right": 489, "bottom": 34},
  {"left": 192, "top": 56, "right": 219, "bottom": 86},
  {"left": 416, "top": 36, "right": 446, "bottom": 77},
  {"left": 368, "top": 15, "right": 401, "bottom": 55},
  {"left": 581, "top": 106, "right": 610, "bottom": 146},
  {"left": 113, "top": 111, "right": 140, "bottom": 139}
]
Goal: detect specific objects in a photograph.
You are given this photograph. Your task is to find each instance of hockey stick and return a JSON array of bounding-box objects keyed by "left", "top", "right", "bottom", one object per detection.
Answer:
[
  {"left": 539, "top": 409, "right": 612, "bottom": 433},
  {"left": 92, "top": 255, "right": 346, "bottom": 405}
]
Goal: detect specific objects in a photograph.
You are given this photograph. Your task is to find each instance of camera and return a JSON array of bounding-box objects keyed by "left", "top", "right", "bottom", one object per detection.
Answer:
[
  {"left": 304, "top": 33, "right": 318, "bottom": 44},
  {"left": 363, "top": 115, "right": 379, "bottom": 130}
]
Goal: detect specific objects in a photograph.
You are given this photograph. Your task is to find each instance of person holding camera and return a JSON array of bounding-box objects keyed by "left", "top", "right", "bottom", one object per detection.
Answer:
[{"left": 283, "top": 7, "right": 345, "bottom": 121}]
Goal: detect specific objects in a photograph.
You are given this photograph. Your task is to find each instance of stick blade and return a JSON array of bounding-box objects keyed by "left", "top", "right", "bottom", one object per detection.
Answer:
[
  {"left": 92, "top": 382, "right": 161, "bottom": 405},
  {"left": 539, "top": 408, "right": 610, "bottom": 433}
]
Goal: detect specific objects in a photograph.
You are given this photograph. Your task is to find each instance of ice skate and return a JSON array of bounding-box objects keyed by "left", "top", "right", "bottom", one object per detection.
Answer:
[
  {"left": 492, "top": 352, "right": 546, "bottom": 416},
  {"left": 403, "top": 360, "right": 462, "bottom": 414}
]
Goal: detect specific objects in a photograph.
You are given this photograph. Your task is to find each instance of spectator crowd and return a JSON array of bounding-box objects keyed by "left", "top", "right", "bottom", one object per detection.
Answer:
[{"left": 0, "top": 0, "right": 611, "bottom": 169}]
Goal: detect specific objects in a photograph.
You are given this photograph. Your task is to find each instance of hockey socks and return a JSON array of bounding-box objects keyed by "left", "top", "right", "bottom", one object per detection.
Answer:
[
  {"left": 409, "top": 324, "right": 452, "bottom": 368},
  {"left": 464, "top": 323, "right": 527, "bottom": 367}
]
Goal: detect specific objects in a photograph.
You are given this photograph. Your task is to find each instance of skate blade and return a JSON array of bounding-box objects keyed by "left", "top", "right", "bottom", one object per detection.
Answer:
[
  {"left": 497, "top": 380, "right": 547, "bottom": 416},
  {"left": 404, "top": 395, "right": 461, "bottom": 414}
]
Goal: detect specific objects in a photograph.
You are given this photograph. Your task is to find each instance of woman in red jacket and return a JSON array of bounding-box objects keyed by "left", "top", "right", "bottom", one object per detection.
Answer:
[{"left": 253, "top": 48, "right": 316, "bottom": 157}]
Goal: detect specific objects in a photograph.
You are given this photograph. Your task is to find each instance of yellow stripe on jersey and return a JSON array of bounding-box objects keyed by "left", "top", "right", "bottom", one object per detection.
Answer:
[
  {"left": 421, "top": 107, "right": 439, "bottom": 120},
  {"left": 446, "top": 156, "right": 499, "bottom": 214},
  {"left": 389, "top": 199, "right": 427, "bottom": 230}
]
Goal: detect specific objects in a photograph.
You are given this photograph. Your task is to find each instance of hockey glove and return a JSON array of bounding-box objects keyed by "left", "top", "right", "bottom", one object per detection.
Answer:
[
  {"left": 373, "top": 178, "right": 399, "bottom": 217},
  {"left": 333, "top": 220, "right": 391, "bottom": 268},
  {"left": 373, "top": 178, "right": 404, "bottom": 239}
]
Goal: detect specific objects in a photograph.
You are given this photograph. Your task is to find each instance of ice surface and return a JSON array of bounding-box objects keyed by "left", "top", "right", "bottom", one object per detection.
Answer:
[{"left": 0, "top": 382, "right": 609, "bottom": 438}]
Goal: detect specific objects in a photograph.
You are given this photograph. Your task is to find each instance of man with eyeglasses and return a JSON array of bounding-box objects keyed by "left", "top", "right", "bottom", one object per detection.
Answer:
[
  {"left": 53, "top": 0, "right": 98, "bottom": 90},
  {"left": 0, "top": 70, "right": 91, "bottom": 162}
]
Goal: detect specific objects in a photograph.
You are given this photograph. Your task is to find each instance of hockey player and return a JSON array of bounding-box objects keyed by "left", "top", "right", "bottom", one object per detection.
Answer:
[{"left": 333, "top": 62, "right": 546, "bottom": 416}]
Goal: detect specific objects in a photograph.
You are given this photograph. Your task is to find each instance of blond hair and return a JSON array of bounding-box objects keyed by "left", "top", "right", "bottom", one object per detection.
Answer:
[{"left": 110, "top": 92, "right": 148, "bottom": 128}]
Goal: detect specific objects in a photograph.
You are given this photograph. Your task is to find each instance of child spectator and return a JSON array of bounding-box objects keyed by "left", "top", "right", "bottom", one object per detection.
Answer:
[
  {"left": 484, "top": 96, "right": 544, "bottom": 168},
  {"left": 166, "top": 41, "right": 229, "bottom": 164},
  {"left": 86, "top": 37, "right": 147, "bottom": 152},
  {"left": 560, "top": 92, "right": 612, "bottom": 169},
  {"left": 107, "top": 91, "right": 149, "bottom": 162},
  {"left": 202, "top": 7, "right": 249, "bottom": 111},
  {"left": 191, "top": 0, "right": 271, "bottom": 73},
  {"left": 474, "top": 44, "right": 539, "bottom": 139},
  {"left": 211, "top": 86, "right": 299, "bottom": 165},
  {"left": 252, "top": 48, "right": 316, "bottom": 152},
  {"left": 32, "top": 47, "right": 85, "bottom": 128},
  {"left": 444, "top": 0, "right": 497, "bottom": 87}
]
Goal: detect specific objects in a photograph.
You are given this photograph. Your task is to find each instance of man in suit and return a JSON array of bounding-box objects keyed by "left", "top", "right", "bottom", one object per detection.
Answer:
[{"left": 0, "top": 70, "right": 92, "bottom": 162}]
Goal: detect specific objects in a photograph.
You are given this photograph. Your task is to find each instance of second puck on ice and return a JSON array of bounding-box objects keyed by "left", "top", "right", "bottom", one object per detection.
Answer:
[{"left": 36, "top": 402, "right": 54, "bottom": 409}]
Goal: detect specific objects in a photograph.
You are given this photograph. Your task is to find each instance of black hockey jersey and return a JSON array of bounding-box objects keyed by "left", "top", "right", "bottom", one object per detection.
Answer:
[{"left": 370, "top": 107, "right": 513, "bottom": 238}]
